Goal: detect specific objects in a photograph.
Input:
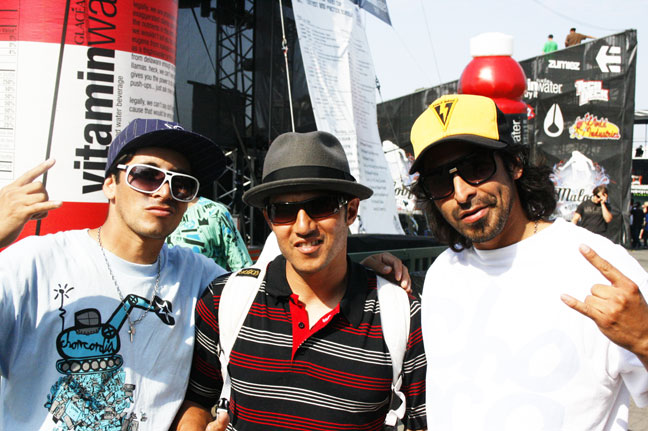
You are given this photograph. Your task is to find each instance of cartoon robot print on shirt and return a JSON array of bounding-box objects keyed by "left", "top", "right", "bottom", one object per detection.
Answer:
[{"left": 45, "top": 284, "right": 175, "bottom": 431}]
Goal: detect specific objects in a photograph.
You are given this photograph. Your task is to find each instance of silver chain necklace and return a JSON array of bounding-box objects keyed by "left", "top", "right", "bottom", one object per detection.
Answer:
[{"left": 97, "top": 226, "right": 161, "bottom": 342}]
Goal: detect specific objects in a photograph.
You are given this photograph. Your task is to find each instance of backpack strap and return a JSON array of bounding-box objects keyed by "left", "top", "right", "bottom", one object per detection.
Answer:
[
  {"left": 376, "top": 275, "right": 411, "bottom": 427},
  {"left": 214, "top": 268, "right": 410, "bottom": 426},
  {"left": 214, "top": 266, "right": 266, "bottom": 416}
]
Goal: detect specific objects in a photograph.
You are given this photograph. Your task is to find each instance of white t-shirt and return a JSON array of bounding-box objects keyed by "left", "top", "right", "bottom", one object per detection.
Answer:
[
  {"left": 422, "top": 218, "right": 648, "bottom": 430},
  {"left": 0, "top": 229, "right": 225, "bottom": 431}
]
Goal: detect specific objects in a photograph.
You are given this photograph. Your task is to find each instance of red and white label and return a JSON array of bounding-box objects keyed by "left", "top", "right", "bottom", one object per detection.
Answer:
[{"left": 1, "top": 0, "right": 178, "bottom": 238}]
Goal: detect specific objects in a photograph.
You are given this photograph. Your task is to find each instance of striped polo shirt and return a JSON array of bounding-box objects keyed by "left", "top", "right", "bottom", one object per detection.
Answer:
[{"left": 187, "top": 256, "right": 427, "bottom": 430}]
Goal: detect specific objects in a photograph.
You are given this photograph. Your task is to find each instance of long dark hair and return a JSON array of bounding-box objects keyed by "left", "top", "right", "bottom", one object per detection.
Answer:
[{"left": 411, "top": 144, "right": 556, "bottom": 251}]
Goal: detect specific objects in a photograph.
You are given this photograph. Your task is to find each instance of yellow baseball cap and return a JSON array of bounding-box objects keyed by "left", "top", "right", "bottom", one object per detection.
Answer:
[{"left": 409, "top": 94, "right": 512, "bottom": 174}]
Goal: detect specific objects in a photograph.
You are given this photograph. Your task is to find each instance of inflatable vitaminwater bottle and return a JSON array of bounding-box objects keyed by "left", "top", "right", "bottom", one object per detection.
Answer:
[{"left": 459, "top": 32, "right": 528, "bottom": 146}]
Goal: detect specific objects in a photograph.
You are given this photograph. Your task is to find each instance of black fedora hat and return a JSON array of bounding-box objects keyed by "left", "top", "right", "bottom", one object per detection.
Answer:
[{"left": 243, "top": 131, "right": 373, "bottom": 208}]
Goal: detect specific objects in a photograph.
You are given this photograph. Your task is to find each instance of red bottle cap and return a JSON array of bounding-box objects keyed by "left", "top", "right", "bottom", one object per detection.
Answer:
[{"left": 459, "top": 33, "right": 527, "bottom": 114}]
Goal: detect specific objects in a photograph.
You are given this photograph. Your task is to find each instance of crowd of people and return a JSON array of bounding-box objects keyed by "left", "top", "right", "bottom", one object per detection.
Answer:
[{"left": 1, "top": 93, "right": 647, "bottom": 431}]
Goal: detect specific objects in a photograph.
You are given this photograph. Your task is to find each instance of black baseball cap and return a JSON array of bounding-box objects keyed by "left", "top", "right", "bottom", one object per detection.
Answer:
[{"left": 105, "top": 118, "right": 228, "bottom": 187}]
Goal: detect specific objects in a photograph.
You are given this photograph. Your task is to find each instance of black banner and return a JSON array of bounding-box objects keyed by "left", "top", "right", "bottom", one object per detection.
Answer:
[
  {"left": 377, "top": 30, "right": 637, "bottom": 244},
  {"left": 520, "top": 30, "right": 637, "bottom": 243}
]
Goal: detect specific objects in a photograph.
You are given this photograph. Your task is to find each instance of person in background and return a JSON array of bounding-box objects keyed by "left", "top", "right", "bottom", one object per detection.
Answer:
[
  {"left": 542, "top": 34, "right": 558, "bottom": 53},
  {"left": 565, "top": 27, "right": 595, "bottom": 47},
  {"left": 409, "top": 94, "right": 648, "bottom": 429},
  {"left": 641, "top": 201, "right": 648, "bottom": 249},
  {"left": 166, "top": 197, "right": 252, "bottom": 271},
  {"left": 635, "top": 145, "right": 644, "bottom": 158},
  {"left": 572, "top": 185, "right": 613, "bottom": 236},
  {"left": 631, "top": 200, "right": 644, "bottom": 249},
  {"left": 0, "top": 159, "right": 62, "bottom": 249}
]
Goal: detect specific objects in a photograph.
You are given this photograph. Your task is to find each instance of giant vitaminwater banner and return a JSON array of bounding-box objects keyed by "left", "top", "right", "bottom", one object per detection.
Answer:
[
  {"left": 0, "top": 0, "right": 177, "bottom": 237},
  {"left": 292, "top": 0, "right": 404, "bottom": 234}
]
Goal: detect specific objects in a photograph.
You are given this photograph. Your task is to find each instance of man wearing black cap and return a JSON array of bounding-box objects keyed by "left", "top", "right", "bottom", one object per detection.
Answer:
[
  {"left": 0, "top": 119, "right": 229, "bottom": 430},
  {"left": 173, "top": 131, "right": 427, "bottom": 431},
  {"left": 409, "top": 94, "right": 648, "bottom": 429}
]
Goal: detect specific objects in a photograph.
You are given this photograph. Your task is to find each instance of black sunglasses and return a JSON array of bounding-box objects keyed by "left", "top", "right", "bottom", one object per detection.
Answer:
[
  {"left": 266, "top": 195, "right": 348, "bottom": 224},
  {"left": 419, "top": 150, "right": 498, "bottom": 200},
  {"left": 117, "top": 164, "right": 200, "bottom": 202}
]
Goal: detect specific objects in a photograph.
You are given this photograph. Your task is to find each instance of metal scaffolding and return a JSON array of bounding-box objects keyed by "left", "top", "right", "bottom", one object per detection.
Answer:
[
  {"left": 206, "top": 0, "right": 259, "bottom": 244},
  {"left": 179, "top": 0, "right": 300, "bottom": 246}
]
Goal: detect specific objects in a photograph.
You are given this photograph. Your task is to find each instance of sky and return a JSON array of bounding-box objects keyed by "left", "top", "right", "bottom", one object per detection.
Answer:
[{"left": 364, "top": 0, "right": 648, "bottom": 142}]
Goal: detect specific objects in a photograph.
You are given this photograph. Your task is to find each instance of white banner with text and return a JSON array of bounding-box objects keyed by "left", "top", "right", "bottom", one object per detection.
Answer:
[{"left": 292, "top": 0, "right": 403, "bottom": 234}]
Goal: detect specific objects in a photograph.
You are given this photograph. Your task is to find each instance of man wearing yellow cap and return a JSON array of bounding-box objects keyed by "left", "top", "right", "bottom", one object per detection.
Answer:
[{"left": 409, "top": 94, "right": 648, "bottom": 429}]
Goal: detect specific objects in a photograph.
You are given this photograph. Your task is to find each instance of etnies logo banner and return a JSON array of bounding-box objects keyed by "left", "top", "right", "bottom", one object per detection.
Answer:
[{"left": 2, "top": 0, "right": 178, "bottom": 237}]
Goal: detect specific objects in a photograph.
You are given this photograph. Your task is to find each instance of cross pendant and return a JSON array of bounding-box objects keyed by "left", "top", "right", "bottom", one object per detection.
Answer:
[{"left": 128, "top": 325, "right": 135, "bottom": 343}]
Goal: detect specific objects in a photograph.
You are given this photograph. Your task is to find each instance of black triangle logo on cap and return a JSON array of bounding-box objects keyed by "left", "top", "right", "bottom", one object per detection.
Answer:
[{"left": 432, "top": 98, "right": 457, "bottom": 130}]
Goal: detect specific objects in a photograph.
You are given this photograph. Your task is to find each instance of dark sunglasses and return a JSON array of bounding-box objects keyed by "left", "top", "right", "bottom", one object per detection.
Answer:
[
  {"left": 266, "top": 195, "right": 348, "bottom": 224},
  {"left": 117, "top": 164, "right": 200, "bottom": 202},
  {"left": 420, "top": 150, "right": 498, "bottom": 200}
]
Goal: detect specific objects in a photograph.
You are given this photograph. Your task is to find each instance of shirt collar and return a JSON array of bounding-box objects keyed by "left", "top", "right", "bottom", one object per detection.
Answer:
[{"left": 265, "top": 255, "right": 370, "bottom": 328}]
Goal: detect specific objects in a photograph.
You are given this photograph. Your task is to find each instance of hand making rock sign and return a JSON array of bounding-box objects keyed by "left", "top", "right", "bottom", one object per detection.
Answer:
[
  {"left": 0, "top": 158, "right": 62, "bottom": 248},
  {"left": 562, "top": 244, "right": 648, "bottom": 370}
]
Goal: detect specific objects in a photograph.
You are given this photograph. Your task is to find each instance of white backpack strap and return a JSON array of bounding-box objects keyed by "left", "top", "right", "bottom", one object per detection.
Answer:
[
  {"left": 215, "top": 266, "right": 266, "bottom": 416},
  {"left": 376, "top": 275, "right": 411, "bottom": 428}
]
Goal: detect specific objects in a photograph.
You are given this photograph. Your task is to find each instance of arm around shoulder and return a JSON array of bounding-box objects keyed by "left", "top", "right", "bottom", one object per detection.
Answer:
[
  {"left": 170, "top": 400, "right": 230, "bottom": 431},
  {"left": 170, "top": 400, "right": 213, "bottom": 431}
]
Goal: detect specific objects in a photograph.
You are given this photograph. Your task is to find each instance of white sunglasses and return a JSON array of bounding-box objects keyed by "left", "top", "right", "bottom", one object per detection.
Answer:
[{"left": 116, "top": 164, "right": 200, "bottom": 202}]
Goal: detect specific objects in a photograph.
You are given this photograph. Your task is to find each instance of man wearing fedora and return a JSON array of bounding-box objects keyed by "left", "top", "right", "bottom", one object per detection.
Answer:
[
  {"left": 409, "top": 94, "right": 648, "bottom": 429},
  {"left": 173, "top": 131, "right": 427, "bottom": 431},
  {"left": 0, "top": 119, "right": 231, "bottom": 430}
]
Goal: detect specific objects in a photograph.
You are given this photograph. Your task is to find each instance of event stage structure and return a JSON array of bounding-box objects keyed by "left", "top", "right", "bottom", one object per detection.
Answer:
[{"left": 177, "top": 0, "right": 322, "bottom": 246}]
